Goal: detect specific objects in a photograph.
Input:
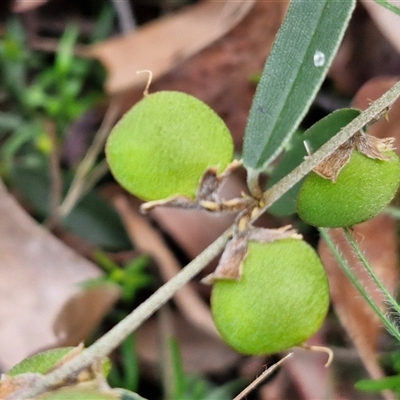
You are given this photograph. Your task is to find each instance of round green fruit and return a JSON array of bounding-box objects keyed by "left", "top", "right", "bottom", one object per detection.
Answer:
[
  {"left": 211, "top": 239, "right": 329, "bottom": 355},
  {"left": 106, "top": 91, "right": 234, "bottom": 201},
  {"left": 297, "top": 150, "right": 400, "bottom": 227}
]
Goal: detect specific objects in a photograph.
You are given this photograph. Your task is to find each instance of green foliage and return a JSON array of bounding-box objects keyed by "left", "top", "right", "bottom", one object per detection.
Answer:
[
  {"left": 242, "top": 0, "right": 356, "bottom": 172},
  {"left": 356, "top": 353, "right": 400, "bottom": 394},
  {"left": 107, "top": 335, "right": 140, "bottom": 392},
  {"left": 0, "top": 18, "right": 107, "bottom": 172},
  {"left": 89, "top": 252, "right": 152, "bottom": 302}
]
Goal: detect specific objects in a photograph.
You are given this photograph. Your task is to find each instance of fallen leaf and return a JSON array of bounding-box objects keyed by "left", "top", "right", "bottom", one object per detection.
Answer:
[
  {"left": 136, "top": 312, "right": 239, "bottom": 375},
  {"left": 148, "top": 171, "right": 253, "bottom": 261},
  {"left": 86, "top": 0, "right": 255, "bottom": 94},
  {"left": 12, "top": 0, "right": 48, "bottom": 13},
  {"left": 361, "top": 0, "right": 400, "bottom": 54},
  {"left": 0, "top": 179, "right": 101, "bottom": 371},
  {"left": 113, "top": 195, "right": 218, "bottom": 338},
  {"left": 53, "top": 283, "right": 121, "bottom": 346},
  {"left": 351, "top": 76, "right": 400, "bottom": 146},
  {"left": 329, "top": 7, "right": 400, "bottom": 95}
]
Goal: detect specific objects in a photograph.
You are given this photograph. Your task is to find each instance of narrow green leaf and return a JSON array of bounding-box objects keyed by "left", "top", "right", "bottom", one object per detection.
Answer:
[
  {"left": 243, "top": 0, "right": 356, "bottom": 172},
  {"left": 356, "top": 375, "right": 400, "bottom": 392},
  {"left": 373, "top": 0, "right": 400, "bottom": 16}
]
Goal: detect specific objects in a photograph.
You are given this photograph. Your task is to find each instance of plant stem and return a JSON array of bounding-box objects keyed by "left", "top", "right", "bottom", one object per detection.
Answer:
[
  {"left": 319, "top": 228, "right": 400, "bottom": 341},
  {"left": 343, "top": 227, "right": 400, "bottom": 316},
  {"left": 12, "top": 79, "right": 400, "bottom": 399},
  {"left": 58, "top": 102, "right": 119, "bottom": 218},
  {"left": 11, "top": 229, "right": 233, "bottom": 400}
]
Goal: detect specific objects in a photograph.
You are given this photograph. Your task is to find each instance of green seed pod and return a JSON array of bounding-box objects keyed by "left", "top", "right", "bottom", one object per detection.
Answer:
[
  {"left": 7, "top": 347, "right": 74, "bottom": 376},
  {"left": 37, "top": 388, "right": 117, "bottom": 400},
  {"left": 297, "top": 150, "right": 400, "bottom": 228},
  {"left": 211, "top": 239, "right": 329, "bottom": 355},
  {"left": 106, "top": 91, "right": 234, "bottom": 201}
]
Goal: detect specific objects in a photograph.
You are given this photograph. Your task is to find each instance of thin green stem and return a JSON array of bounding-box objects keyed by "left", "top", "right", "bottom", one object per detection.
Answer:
[
  {"left": 343, "top": 227, "right": 400, "bottom": 316},
  {"left": 319, "top": 228, "right": 400, "bottom": 342}
]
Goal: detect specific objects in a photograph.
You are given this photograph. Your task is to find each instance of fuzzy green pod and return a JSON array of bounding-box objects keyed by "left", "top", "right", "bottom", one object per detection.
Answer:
[
  {"left": 7, "top": 347, "right": 75, "bottom": 376},
  {"left": 297, "top": 150, "right": 400, "bottom": 228},
  {"left": 106, "top": 91, "right": 234, "bottom": 201},
  {"left": 211, "top": 239, "right": 329, "bottom": 355}
]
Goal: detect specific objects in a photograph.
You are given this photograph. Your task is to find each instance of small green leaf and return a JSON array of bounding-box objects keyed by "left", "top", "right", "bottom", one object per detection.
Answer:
[
  {"left": 267, "top": 108, "right": 361, "bottom": 216},
  {"left": 356, "top": 375, "right": 400, "bottom": 393},
  {"left": 55, "top": 24, "right": 80, "bottom": 77},
  {"left": 243, "top": 0, "right": 356, "bottom": 172}
]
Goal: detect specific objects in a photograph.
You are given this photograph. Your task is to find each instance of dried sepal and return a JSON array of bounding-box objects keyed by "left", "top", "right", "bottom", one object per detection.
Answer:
[
  {"left": 202, "top": 230, "right": 249, "bottom": 284},
  {"left": 0, "top": 373, "right": 44, "bottom": 400},
  {"left": 354, "top": 132, "right": 395, "bottom": 161},
  {"left": 312, "top": 140, "right": 354, "bottom": 181},
  {"left": 197, "top": 159, "right": 242, "bottom": 201},
  {"left": 248, "top": 225, "right": 302, "bottom": 242},
  {"left": 199, "top": 196, "right": 255, "bottom": 213},
  {"left": 203, "top": 226, "right": 302, "bottom": 284},
  {"left": 140, "top": 195, "right": 195, "bottom": 213},
  {"left": 311, "top": 131, "right": 397, "bottom": 182},
  {"left": 141, "top": 160, "right": 249, "bottom": 214}
]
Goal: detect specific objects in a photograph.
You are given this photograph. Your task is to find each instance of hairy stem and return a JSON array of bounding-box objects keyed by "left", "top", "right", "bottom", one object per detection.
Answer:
[
  {"left": 320, "top": 228, "right": 400, "bottom": 341},
  {"left": 343, "top": 227, "right": 400, "bottom": 316}
]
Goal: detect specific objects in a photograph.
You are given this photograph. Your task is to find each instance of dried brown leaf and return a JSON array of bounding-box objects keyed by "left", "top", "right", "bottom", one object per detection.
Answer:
[
  {"left": 87, "top": 1, "right": 255, "bottom": 94},
  {"left": 312, "top": 140, "right": 354, "bottom": 181},
  {"left": 361, "top": 0, "right": 400, "bottom": 54},
  {"left": 203, "top": 230, "right": 248, "bottom": 283},
  {"left": 113, "top": 195, "right": 218, "bottom": 338},
  {"left": 352, "top": 76, "right": 400, "bottom": 145},
  {"left": 53, "top": 284, "right": 121, "bottom": 346},
  {"left": 136, "top": 312, "right": 239, "bottom": 375},
  {"left": 0, "top": 180, "right": 101, "bottom": 371},
  {"left": 12, "top": 0, "right": 48, "bottom": 13}
]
